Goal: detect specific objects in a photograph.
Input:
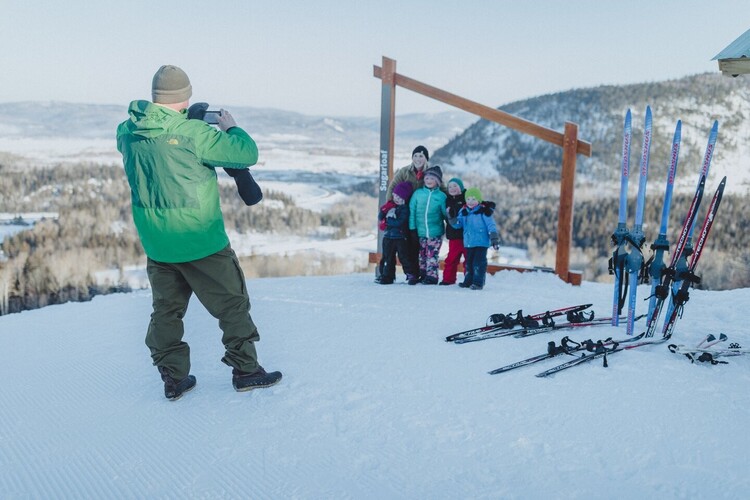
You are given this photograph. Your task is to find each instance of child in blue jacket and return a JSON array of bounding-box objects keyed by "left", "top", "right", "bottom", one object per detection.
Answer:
[{"left": 449, "top": 187, "right": 499, "bottom": 290}]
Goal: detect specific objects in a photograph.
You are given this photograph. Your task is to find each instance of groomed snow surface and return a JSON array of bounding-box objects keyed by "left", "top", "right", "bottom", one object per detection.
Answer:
[{"left": 1, "top": 271, "right": 748, "bottom": 498}]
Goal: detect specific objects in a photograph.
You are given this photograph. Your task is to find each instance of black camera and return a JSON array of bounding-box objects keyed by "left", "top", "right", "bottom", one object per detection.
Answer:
[
  {"left": 187, "top": 102, "right": 221, "bottom": 124},
  {"left": 203, "top": 110, "right": 221, "bottom": 124}
]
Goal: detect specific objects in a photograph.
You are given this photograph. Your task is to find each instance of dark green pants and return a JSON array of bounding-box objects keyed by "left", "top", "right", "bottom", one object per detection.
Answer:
[{"left": 145, "top": 245, "right": 260, "bottom": 380}]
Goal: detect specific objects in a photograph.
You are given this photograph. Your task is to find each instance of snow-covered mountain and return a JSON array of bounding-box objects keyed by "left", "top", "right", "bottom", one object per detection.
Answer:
[
  {"left": 4, "top": 72, "right": 748, "bottom": 193},
  {"left": 0, "top": 101, "right": 474, "bottom": 154},
  {"left": 431, "top": 72, "right": 750, "bottom": 193},
  {"left": 1, "top": 271, "right": 748, "bottom": 497}
]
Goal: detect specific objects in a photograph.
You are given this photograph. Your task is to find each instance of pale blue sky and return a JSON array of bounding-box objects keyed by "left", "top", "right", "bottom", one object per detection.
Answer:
[{"left": 1, "top": 0, "right": 747, "bottom": 116}]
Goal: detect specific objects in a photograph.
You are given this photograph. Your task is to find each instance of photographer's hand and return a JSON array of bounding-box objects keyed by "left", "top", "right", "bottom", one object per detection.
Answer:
[{"left": 217, "top": 109, "right": 238, "bottom": 131}]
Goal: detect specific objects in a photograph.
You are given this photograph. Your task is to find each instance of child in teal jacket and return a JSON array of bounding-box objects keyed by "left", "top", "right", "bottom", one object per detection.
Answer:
[{"left": 408, "top": 166, "right": 448, "bottom": 285}]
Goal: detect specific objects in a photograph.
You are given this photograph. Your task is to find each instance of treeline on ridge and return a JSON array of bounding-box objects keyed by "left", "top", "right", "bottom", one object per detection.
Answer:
[{"left": 0, "top": 162, "right": 372, "bottom": 315}]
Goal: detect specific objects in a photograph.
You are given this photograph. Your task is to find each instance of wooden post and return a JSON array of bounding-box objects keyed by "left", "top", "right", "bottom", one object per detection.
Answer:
[
  {"left": 376, "top": 57, "right": 397, "bottom": 276},
  {"left": 556, "top": 122, "right": 578, "bottom": 283}
]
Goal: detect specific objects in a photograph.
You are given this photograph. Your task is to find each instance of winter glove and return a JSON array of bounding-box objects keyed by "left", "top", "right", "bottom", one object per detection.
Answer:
[
  {"left": 386, "top": 208, "right": 396, "bottom": 218},
  {"left": 217, "top": 109, "right": 237, "bottom": 131},
  {"left": 187, "top": 102, "right": 210, "bottom": 120},
  {"left": 490, "top": 233, "right": 500, "bottom": 250}
]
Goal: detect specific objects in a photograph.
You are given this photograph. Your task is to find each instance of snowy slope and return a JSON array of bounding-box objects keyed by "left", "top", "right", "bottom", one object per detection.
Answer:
[{"left": 1, "top": 272, "right": 749, "bottom": 498}]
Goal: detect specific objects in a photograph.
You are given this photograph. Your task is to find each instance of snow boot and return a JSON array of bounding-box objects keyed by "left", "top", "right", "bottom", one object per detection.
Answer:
[
  {"left": 158, "top": 366, "right": 196, "bottom": 401},
  {"left": 232, "top": 366, "right": 283, "bottom": 392}
]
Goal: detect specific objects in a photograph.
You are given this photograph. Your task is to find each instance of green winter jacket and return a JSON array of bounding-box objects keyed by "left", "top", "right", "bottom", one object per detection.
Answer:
[
  {"left": 116, "top": 100, "right": 258, "bottom": 263},
  {"left": 409, "top": 186, "right": 447, "bottom": 239}
]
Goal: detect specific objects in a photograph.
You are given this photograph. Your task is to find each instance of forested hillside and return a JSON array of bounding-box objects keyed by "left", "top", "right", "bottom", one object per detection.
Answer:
[{"left": 0, "top": 162, "right": 372, "bottom": 315}]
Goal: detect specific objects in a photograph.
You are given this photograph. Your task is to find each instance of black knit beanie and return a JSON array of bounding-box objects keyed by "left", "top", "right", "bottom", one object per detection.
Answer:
[{"left": 412, "top": 145, "right": 429, "bottom": 161}]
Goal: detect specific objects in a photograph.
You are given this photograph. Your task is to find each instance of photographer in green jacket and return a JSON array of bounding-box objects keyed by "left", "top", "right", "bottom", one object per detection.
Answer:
[{"left": 116, "top": 65, "right": 281, "bottom": 400}]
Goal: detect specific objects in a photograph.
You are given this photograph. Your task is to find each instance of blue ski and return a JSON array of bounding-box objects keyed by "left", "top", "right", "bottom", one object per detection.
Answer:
[
  {"left": 646, "top": 120, "right": 681, "bottom": 322},
  {"left": 624, "top": 106, "right": 652, "bottom": 335},
  {"left": 610, "top": 109, "right": 632, "bottom": 325}
]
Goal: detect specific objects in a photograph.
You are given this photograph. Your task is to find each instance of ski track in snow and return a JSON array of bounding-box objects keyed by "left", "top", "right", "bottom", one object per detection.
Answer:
[{"left": 0, "top": 272, "right": 749, "bottom": 498}]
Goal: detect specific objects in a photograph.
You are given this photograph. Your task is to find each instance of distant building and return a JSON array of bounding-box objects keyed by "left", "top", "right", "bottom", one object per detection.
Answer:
[{"left": 714, "top": 27, "right": 750, "bottom": 76}]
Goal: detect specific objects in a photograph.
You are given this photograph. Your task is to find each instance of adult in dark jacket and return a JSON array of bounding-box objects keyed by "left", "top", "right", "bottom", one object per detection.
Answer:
[
  {"left": 386, "top": 145, "right": 429, "bottom": 273},
  {"left": 116, "top": 65, "right": 281, "bottom": 400}
]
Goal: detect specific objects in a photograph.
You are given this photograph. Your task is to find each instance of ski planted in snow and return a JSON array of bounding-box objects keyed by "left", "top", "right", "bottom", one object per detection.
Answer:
[
  {"left": 663, "top": 121, "right": 719, "bottom": 325},
  {"left": 645, "top": 120, "right": 681, "bottom": 323},
  {"left": 624, "top": 106, "right": 652, "bottom": 335},
  {"left": 642, "top": 175, "right": 706, "bottom": 338},
  {"left": 660, "top": 176, "right": 726, "bottom": 339},
  {"left": 610, "top": 109, "right": 633, "bottom": 325}
]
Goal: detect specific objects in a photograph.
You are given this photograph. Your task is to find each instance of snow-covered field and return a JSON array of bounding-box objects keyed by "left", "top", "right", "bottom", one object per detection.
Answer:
[{"left": 1, "top": 271, "right": 748, "bottom": 498}]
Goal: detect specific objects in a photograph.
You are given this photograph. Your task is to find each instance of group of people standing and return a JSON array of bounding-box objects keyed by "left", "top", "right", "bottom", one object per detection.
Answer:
[{"left": 377, "top": 145, "right": 500, "bottom": 290}]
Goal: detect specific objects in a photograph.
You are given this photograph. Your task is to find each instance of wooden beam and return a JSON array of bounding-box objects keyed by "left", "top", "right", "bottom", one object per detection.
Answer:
[
  {"left": 374, "top": 65, "right": 592, "bottom": 157},
  {"left": 555, "top": 122, "right": 578, "bottom": 282}
]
